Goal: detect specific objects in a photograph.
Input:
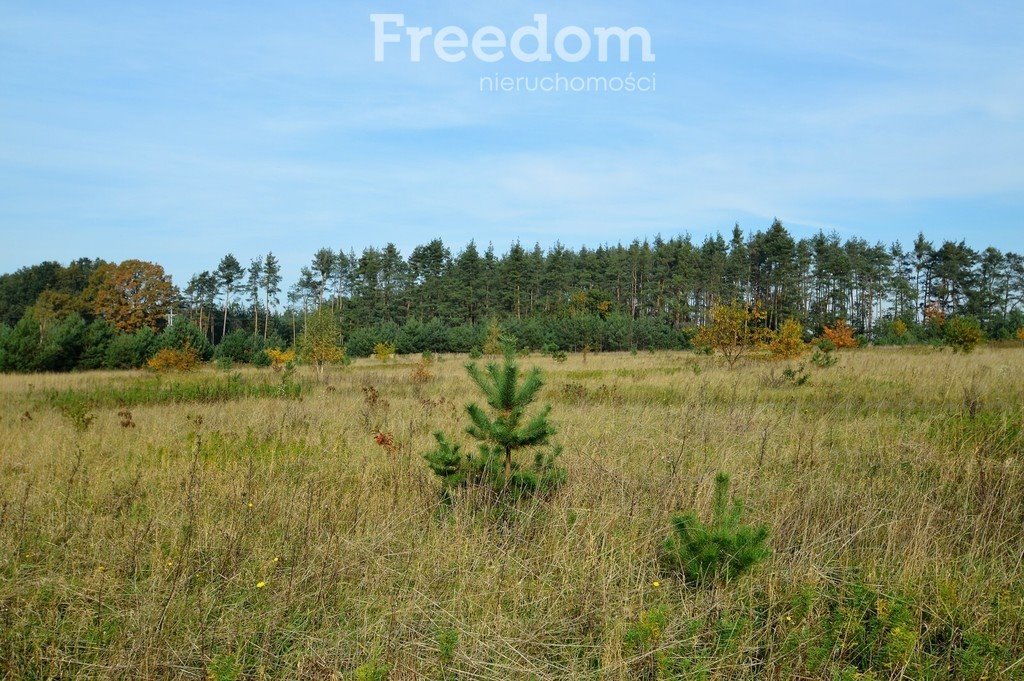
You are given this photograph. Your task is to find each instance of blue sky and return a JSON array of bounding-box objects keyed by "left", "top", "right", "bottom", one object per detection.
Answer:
[{"left": 1, "top": 1, "right": 1022, "bottom": 284}]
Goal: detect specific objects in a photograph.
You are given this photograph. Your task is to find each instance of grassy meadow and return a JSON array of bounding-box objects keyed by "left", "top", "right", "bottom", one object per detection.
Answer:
[{"left": 1, "top": 347, "right": 1023, "bottom": 679}]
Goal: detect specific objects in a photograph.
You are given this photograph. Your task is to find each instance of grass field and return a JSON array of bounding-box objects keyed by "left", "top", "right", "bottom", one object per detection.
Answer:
[{"left": 1, "top": 348, "right": 1023, "bottom": 679}]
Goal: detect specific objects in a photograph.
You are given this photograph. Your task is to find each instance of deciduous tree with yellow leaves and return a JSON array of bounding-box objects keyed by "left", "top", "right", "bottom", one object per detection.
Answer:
[
  {"left": 769, "top": 317, "right": 807, "bottom": 360},
  {"left": 299, "top": 307, "right": 344, "bottom": 381},
  {"left": 695, "top": 301, "right": 770, "bottom": 368}
]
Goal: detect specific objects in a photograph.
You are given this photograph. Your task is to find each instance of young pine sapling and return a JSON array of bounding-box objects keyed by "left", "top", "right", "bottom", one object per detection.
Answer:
[
  {"left": 659, "top": 472, "right": 770, "bottom": 586},
  {"left": 424, "top": 348, "right": 565, "bottom": 500}
]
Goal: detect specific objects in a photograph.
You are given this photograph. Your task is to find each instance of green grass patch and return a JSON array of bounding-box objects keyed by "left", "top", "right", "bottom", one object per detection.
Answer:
[{"left": 40, "top": 373, "right": 306, "bottom": 410}]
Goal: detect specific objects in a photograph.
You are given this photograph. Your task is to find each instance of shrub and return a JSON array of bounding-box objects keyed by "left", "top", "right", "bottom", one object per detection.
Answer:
[
  {"left": 353, "top": 660, "right": 388, "bottom": 681},
  {"left": 214, "top": 330, "right": 263, "bottom": 364},
  {"left": 373, "top": 341, "right": 396, "bottom": 363},
  {"left": 482, "top": 320, "right": 504, "bottom": 356},
  {"left": 875, "top": 318, "right": 919, "bottom": 346},
  {"left": 396, "top": 319, "right": 450, "bottom": 355},
  {"left": 60, "top": 399, "right": 95, "bottom": 432},
  {"left": 146, "top": 346, "right": 199, "bottom": 373},
  {"left": 436, "top": 627, "right": 458, "bottom": 668},
  {"left": 159, "top": 319, "right": 212, "bottom": 360},
  {"left": 822, "top": 319, "right": 858, "bottom": 349},
  {"left": 623, "top": 606, "right": 670, "bottom": 678},
  {"left": 37, "top": 313, "right": 87, "bottom": 372},
  {"left": 769, "top": 318, "right": 807, "bottom": 360},
  {"left": 542, "top": 343, "right": 567, "bottom": 362},
  {"left": 343, "top": 326, "right": 378, "bottom": 358},
  {"left": 802, "top": 579, "right": 923, "bottom": 677},
  {"left": 659, "top": 472, "right": 770, "bottom": 586},
  {"left": 945, "top": 316, "right": 983, "bottom": 354},
  {"left": 265, "top": 347, "right": 295, "bottom": 372},
  {"left": 447, "top": 324, "right": 480, "bottom": 353},
  {"left": 360, "top": 384, "right": 390, "bottom": 432},
  {"left": 410, "top": 361, "right": 433, "bottom": 386},
  {"left": 924, "top": 301, "right": 946, "bottom": 331},
  {"left": 104, "top": 327, "right": 158, "bottom": 369},
  {"left": 623, "top": 606, "right": 669, "bottom": 656},
  {"left": 1017, "top": 327, "right": 1024, "bottom": 344}
]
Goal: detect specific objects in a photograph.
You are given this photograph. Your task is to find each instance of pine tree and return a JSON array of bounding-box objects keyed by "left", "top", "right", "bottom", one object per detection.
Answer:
[
  {"left": 185, "top": 271, "right": 217, "bottom": 342},
  {"left": 262, "top": 252, "right": 282, "bottom": 339},
  {"left": 423, "top": 348, "right": 565, "bottom": 499},
  {"left": 311, "top": 248, "right": 336, "bottom": 307},
  {"left": 247, "top": 257, "right": 263, "bottom": 335},
  {"left": 659, "top": 472, "right": 770, "bottom": 586},
  {"left": 216, "top": 254, "right": 244, "bottom": 341}
]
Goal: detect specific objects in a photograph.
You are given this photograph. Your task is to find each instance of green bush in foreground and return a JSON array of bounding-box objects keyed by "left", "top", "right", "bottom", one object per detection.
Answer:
[
  {"left": 424, "top": 348, "right": 565, "bottom": 501},
  {"left": 660, "top": 472, "right": 770, "bottom": 586}
]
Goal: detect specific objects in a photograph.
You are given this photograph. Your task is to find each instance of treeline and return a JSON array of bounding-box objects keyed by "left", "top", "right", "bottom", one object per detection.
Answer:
[{"left": 1, "top": 221, "right": 1022, "bottom": 372}]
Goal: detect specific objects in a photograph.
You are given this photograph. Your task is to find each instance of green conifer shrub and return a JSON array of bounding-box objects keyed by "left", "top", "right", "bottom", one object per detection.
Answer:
[
  {"left": 160, "top": 318, "right": 213, "bottom": 360},
  {"left": 763, "top": 364, "right": 810, "bottom": 387},
  {"left": 660, "top": 472, "right": 770, "bottom": 586},
  {"left": 810, "top": 339, "right": 839, "bottom": 368},
  {"left": 423, "top": 348, "right": 565, "bottom": 500}
]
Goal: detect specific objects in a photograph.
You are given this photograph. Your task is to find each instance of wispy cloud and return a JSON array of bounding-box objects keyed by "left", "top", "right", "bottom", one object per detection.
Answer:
[{"left": 1, "top": 0, "right": 1022, "bottom": 282}]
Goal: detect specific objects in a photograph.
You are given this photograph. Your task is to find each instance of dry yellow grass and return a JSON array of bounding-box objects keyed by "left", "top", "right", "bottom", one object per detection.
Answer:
[{"left": 1, "top": 348, "right": 1023, "bottom": 679}]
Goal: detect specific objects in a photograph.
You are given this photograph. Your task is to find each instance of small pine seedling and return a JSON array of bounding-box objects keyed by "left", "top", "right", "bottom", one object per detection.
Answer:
[
  {"left": 660, "top": 472, "right": 770, "bottom": 586},
  {"left": 423, "top": 348, "right": 565, "bottom": 500},
  {"left": 782, "top": 364, "right": 810, "bottom": 386},
  {"left": 810, "top": 348, "right": 838, "bottom": 368}
]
